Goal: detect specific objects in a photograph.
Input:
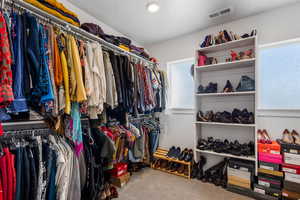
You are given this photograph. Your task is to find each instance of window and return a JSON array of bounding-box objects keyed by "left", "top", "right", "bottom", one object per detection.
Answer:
[
  {"left": 259, "top": 39, "right": 300, "bottom": 110},
  {"left": 167, "top": 58, "right": 195, "bottom": 110}
]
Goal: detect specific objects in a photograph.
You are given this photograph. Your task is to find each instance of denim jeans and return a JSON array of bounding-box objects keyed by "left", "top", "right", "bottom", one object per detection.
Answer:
[
  {"left": 149, "top": 129, "right": 160, "bottom": 154},
  {"left": 7, "top": 13, "right": 28, "bottom": 113}
]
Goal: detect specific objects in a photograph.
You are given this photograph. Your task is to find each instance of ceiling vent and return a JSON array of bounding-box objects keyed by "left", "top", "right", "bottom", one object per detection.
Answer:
[{"left": 209, "top": 7, "right": 232, "bottom": 19}]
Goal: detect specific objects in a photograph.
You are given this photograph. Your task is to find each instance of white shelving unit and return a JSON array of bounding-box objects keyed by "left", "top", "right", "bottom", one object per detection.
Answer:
[{"left": 194, "top": 36, "right": 258, "bottom": 173}]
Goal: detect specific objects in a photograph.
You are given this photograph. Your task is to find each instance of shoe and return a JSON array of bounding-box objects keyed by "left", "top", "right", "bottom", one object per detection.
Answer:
[
  {"left": 166, "top": 146, "right": 176, "bottom": 157},
  {"left": 198, "top": 85, "right": 205, "bottom": 93},
  {"left": 197, "top": 111, "right": 208, "bottom": 122},
  {"left": 161, "top": 160, "right": 169, "bottom": 169},
  {"left": 197, "top": 139, "right": 208, "bottom": 150},
  {"left": 282, "top": 129, "right": 293, "bottom": 144},
  {"left": 110, "top": 185, "right": 118, "bottom": 198},
  {"left": 220, "top": 111, "right": 232, "bottom": 123},
  {"left": 212, "top": 112, "right": 222, "bottom": 122},
  {"left": 236, "top": 75, "right": 255, "bottom": 92},
  {"left": 204, "top": 111, "right": 214, "bottom": 122},
  {"left": 241, "top": 33, "right": 250, "bottom": 38},
  {"left": 204, "top": 82, "right": 218, "bottom": 93},
  {"left": 223, "top": 30, "right": 232, "bottom": 41},
  {"left": 291, "top": 130, "right": 300, "bottom": 145},
  {"left": 198, "top": 52, "right": 207, "bottom": 66},
  {"left": 262, "top": 129, "right": 272, "bottom": 144},
  {"left": 171, "top": 147, "right": 181, "bottom": 159},
  {"left": 184, "top": 149, "right": 194, "bottom": 162},
  {"left": 205, "top": 57, "right": 214, "bottom": 65},
  {"left": 230, "top": 50, "right": 240, "bottom": 61},
  {"left": 179, "top": 148, "right": 188, "bottom": 161},
  {"left": 177, "top": 164, "right": 185, "bottom": 174},
  {"left": 223, "top": 80, "right": 234, "bottom": 93},
  {"left": 257, "top": 129, "right": 266, "bottom": 143},
  {"left": 251, "top": 29, "right": 257, "bottom": 36},
  {"left": 191, "top": 161, "right": 199, "bottom": 178}
]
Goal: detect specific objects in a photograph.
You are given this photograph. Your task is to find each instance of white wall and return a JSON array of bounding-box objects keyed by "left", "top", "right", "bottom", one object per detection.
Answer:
[
  {"left": 60, "top": 0, "right": 142, "bottom": 46},
  {"left": 147, "top": 3, "right": 300, "bottom": 150}
]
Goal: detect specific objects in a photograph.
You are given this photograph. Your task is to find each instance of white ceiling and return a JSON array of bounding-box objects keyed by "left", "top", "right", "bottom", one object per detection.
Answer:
[{"left": 69, "top": 0, "right": 299, "bottom": 45}]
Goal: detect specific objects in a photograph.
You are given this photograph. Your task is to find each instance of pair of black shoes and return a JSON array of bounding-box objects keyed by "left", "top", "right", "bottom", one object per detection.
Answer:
[
  {"left": 198, "top": 82, "right": 218, "bottom": 93},
  {"left": 191, "top": 156, "right": 207, "bottom": 179},
  {"left": 167, "top": 147, "right": 193, "bottom": 162},
  {"left": 200, "top": 159, "right": 228, "bottom": 188},
  {"left": 197, "top": 109, "right": 254, "bottom": 124},
  {"left": 197, "top": 137, "right": 255, "bottom": 157},
  {"left": 178, "top": 148, "right": 194, "bottom": 162}
]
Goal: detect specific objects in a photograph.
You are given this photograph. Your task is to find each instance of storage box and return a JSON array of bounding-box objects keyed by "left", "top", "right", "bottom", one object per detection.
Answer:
[
  {"left": 254, "top": 183, "right": 281, "bottom": 198},
  {"left": 258, "top": 168, "right": 283, "bottom": 177},
  {"left": 228, "top": 158, "right": 255, "bottom": 173},
  {"left": 284, "top": 180, "right": 300, "bottom": 193},
  {"left": 228, "top": 177, "right": 251, "bottom": 189},
  {"left": 282, "top": 163, "right": 300, "bottom": 174},
  {"left": 285, "top": 172, "right": 300, "bottom": 184},
  {"left": 109, "top": 163, "right": 128, "bottom": 177},
  {"left": 279, "top": 139, "right": 300, "bottom": 154},
  {"left": 228, "top": 167, "right": 251, "bottom": 180},
  {"left": 258, "top": 176, "right": 282, "bottom": 189},
  {"left": 282, "top": 189, "right": 300, "bottom": 200},
  {"left": 258, "top": 141, "right": 281, "bottom": 155},
  {"left": 283, "top": 152, "right": 300, "bottom": 166},
  {"left": 110, "top": 172, "right": 130, "bottom": 188},
  {"left": 259, "top": 161, "right": 280, "bottom": 171},
  {"left": 259, "top": 152, "right": 283, "bottom": 164}
]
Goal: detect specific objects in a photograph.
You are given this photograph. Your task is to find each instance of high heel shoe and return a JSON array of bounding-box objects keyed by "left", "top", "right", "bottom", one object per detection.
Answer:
[
  {"left": 282, "top": 129, "right": 293, "bottom": 144},
  {"left": 257, "top": 129, "right": 266, "bottom": 143},
  {"left": 262, "top": 129, "right": 272, "bottom": 144},
  {"left": 291, "top": 130, "right": 300, "bottom": 145}
]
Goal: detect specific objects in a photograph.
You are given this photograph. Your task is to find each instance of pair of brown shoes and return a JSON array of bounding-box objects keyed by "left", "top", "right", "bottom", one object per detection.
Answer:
[{"left": 282, "top": 129, "right": 300, "bottom": 145}]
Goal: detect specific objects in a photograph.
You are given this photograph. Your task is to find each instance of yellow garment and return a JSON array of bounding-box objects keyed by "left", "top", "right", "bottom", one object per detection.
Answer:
[
  {"left": 66, "top": 35, "right": 77, "bottom": 101},
  {"left": 119, "top": 44, "right": 130, "bottom": 51},
  {"left": 60, "top": 51, "right": 71, "bottom": 114},
  {"left": 70, "top": 35, "right": 87, "bottom": 102},
  {"left": 24, "top": 0, "right": 80, "bottom": 26},
  {"left": 44, "top": 0, "right": 78, "bottom": 18}
]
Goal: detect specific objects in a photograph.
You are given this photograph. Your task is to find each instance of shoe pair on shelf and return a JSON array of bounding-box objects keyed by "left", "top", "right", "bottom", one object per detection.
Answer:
[
  {"left": 236, "top": 76, "right": 255, "bottom": 92},
  {"left": 282, "top": 129, "right": 300, "bottom": 145},
  {"left": 167, "top": 146, "right": 194, "bottom": 162},
  {"left": 197, "top": 109, "right": 254, "bottom": 124},
  {"left": 227, "top": 49, "right": 254, "bottom": 62},
  {"left": 197, "top": 137, "right": 255, "bottom": 156},
  {"left": 197, "top": 52, "right": 218, "bottom": 66},
  {"left": 198, "top": 82, "right": 218, "bottom": 93},
  {"left": 153, "top": 159, "right": 189, "bottom": 175},
  {"left": 257, "top": 129, "right": 272, "bottom": 144}
]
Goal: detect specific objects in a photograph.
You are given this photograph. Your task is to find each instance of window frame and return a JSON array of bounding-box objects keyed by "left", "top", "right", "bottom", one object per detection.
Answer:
[{"left": 166, "top": 57, "right": 195, "bottom": 114}]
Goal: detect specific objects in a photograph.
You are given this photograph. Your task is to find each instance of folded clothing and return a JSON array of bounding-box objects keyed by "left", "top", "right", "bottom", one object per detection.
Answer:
[
  {"left": 81, "top": 23, "right": 105, "bottom": 38},
  {"left": 25, "top": 0, "right": 80, "bottom": 26}
]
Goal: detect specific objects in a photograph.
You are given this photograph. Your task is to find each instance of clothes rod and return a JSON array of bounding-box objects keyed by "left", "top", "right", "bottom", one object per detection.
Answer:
[{"left": 5, "top": 0, "right": 155, "bottom": 65}]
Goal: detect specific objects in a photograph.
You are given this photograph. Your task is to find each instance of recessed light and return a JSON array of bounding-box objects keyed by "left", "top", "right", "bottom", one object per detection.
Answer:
[{"left": 146, "top": 1, "right": 160, "bottom": 13}]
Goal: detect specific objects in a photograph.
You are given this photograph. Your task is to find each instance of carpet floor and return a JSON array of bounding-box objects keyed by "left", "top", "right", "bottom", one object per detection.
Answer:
[{"left": 118, "top": 168, "right": 253, "bottom": 200}]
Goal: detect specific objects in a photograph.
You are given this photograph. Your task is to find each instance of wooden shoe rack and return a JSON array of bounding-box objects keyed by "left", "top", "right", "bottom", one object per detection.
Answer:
[{"left": 151, "top": 148, "right": 192, "bottom": 179}]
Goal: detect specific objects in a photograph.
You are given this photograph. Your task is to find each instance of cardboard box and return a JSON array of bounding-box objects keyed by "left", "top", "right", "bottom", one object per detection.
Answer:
[
  {"left": 284, "top": 153, "right": 300, "bottom": 166},
  {"left": 254, "top": 183, "right": 281, "bottom": 198},
  {"left": 259, "top": 161, "right": 280, "bottom": 171},
  {"left": 282, "top": 163, "right": 300, "bottom": 174},
  {"left": 109, "top": 163, "right": 128, "bottom": 177},
  {"left": 110, "top": 172, "right": 130, "bottom": 188},
  {"left": 258, "top": 168, "right": 283, "bottom": 177},
  {"left": 285, "top": 172, "right": 300, "bottom": 184},
  {"left": 227, "top": 167, "right": 251, "bottom": 180},
  {"left": 259, "top": 152, "right": 282, "bottom": 164},
  {"left": 258, "top": 141, "right": 281, "bottom": 155},
  {"left": 258, "top": 176, "right": 281, "bottom": 189}
]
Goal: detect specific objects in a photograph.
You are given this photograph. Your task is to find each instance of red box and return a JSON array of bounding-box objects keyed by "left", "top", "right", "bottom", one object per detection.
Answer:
[
  {"left": 109, "top": 163, "right": 128, "bottom": 177},
  {"left": 282, "top": 163, "right": 300, "bottom": 174},
  {"left": 258, "top": 152, "right": 282, "bottom": 164},
  {"left": 258, "top": 141, "right": 281, "bottom": 155}
]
